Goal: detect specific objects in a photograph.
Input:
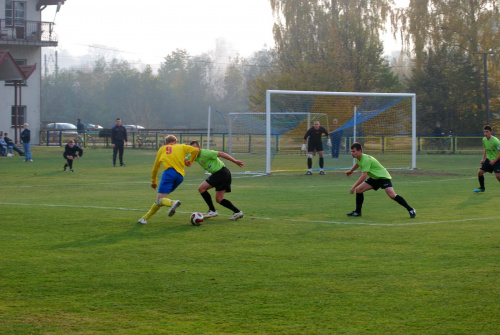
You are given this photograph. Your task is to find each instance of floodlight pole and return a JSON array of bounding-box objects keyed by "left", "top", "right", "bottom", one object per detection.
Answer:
[{"left": 481, "top": 52, "right": 491, "bottom": 125}]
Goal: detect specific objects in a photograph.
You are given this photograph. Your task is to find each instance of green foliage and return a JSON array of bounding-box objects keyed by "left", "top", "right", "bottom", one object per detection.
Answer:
[{"left": 0, "top": 147, "right": 499, "bottom": 334}]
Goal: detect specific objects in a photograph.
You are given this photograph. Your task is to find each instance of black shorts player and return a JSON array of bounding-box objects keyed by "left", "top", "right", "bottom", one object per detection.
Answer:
[
  {"left": 205, "top": 166, "right": 232, "bottom": 193},
  {"left": 302, "top": 121, "right": 330, "bottom": 175}
]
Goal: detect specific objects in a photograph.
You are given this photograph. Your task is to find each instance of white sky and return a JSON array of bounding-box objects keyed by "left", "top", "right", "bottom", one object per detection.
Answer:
[
  {"left": 42, "top": 0, "right": 276, "bottom": 68},
  {"left": 41, "top": 0, "right": 409, "bottom": 69}
]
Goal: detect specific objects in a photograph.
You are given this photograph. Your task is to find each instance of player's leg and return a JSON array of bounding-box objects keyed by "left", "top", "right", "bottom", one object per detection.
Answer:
[
  {"left": 347, "top": 182, "right": 372, "bottom": 216},
  {"left": 318, "top": 151, "right": 325, "bottom": 174},
  {"left": 112, "top": 146, "right": 118, "bottom": 166},
  {"left": 475, "top": 168, "right": 486, "bottom": 192},
  {"left": 198, "top": 181, "right": 217, "bottom": 216},
  {"left": 118, "top": 143, "right": 125, "bottom": 166},
  {"left": 306, "top": 152, "right": 313, "bottom": 174},
  {"left": 385, "top": 186, "right": 416, "bottom": 218}
]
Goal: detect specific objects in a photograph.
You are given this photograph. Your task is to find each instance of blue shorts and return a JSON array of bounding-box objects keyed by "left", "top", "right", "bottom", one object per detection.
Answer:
[{"left": 158, "top": 168, "right": 184, "bottom": 194}]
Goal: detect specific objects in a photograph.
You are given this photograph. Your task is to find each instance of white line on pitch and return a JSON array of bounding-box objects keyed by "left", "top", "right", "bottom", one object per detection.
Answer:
[{"left": 1, "top": 202, "right": 497, "bottom": 227}]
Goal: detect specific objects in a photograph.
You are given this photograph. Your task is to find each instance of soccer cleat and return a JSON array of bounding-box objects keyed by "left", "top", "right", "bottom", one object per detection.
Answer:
[
  {"left": 168, "top": 200, "right": 181, "bottom": 217},
  {"left": 70, "top": 169, "right": 74, "bottom": 173},
  {"left": 138, "top": 218, "right": 147, "bottom": 224},
  {"left": 229, "top": 211, "right": 244, "bottom": 221},
  {"left": 305, "top": 171, "right": 313, "bottom": 175},
  {"left": 319, "top": 170, "right": 326, "bottom": 175},
  {"left": 205, "top": 210, "right": 218, "bottom": 218},
  {"left": 120, "top": 163, "right": 126, "bottom": 167},
  {"left": 346, "top": 211, "right": 361, "bottom": 217},
  {"left": 473, "top": 188, "right": 485, "bottom": 193},
  {"left": 409, "top": 209, "right": 416, "bottom": 219}
]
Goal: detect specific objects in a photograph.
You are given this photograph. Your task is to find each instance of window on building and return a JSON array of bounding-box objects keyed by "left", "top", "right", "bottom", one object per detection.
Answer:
[
  {"left": 5, "top": 1, "right": 25, "bottom": 27},
  {"left": 11, "top": 105, "right": 26, "bottom": 127},
  {"left": 4, "top": 59, "right": 26, "bottom": 86}
]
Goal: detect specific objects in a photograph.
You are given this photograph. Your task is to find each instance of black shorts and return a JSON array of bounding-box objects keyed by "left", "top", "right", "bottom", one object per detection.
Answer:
[
  {"left": 480, "top": 159, "right": 500, "bottom": 173},
  {"left": 206, "top": 166, "right": 232, "bottom": 192},
  {"left": 365, "top": 178, "right": 392, "bottom": 191},
  {"left": 307, "top": 141, "right": 324, "bottom": 153}
]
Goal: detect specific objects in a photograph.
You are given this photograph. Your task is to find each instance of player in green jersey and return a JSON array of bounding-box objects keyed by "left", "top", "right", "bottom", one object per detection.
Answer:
[
  {"left": 474, "top": 125, "right": 500, "bottom": 193},
  {"left": 186, "top": 140, "right": 244, "bottom": 221},
  {"left": 345, "top": 142, "right": 416, "bottom": 218}
]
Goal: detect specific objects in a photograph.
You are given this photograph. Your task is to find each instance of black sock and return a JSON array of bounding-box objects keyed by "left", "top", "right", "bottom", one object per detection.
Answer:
[
  {"left": 200, "top": 191, "right": 216, "bottom": 211},
  {"left": 307, "top": 157, "right": 312, "bottom": 169},
  {"left": 319, "top": 157, "right": 324, "bottom": 169},
  {"left": 355, "top": 193, "right": 364, "bottom": 213},
  {"left": 220, "top": 199, "right": 240, "bottom": 213},
  {"left": 479, "top": 175, "right": 485, "bottom": 189},
  {"left": 394, "top": 195, "right": 412, "bottom": 211}
]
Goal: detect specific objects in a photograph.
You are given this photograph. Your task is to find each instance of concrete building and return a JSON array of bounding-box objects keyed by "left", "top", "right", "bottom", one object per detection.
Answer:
[{"left": 0, "top": 0, "right": 63, "bottom": 144}]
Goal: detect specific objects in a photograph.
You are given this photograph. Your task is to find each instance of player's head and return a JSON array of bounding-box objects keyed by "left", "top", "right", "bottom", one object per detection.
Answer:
[
  {"left": 350, "top": 142, "right": 363, "bottom": 159},
  {"left": 165, "top": 135, "right": 177, "bottom": 145},
  {"left": 4, "top": 133, "right": 8, "bottom": 137},
  {"left": 313, "top": 121, "right": 320, "bottom": 129},
  {"left": 189, "top": 140, "right": 201, "bottom": 148},
  {"left": 23, "top": 123, "right": 29, "bottom": 128},
  {"left": 483, "top": 125, "right": 493, "bottom": 138},
  {"left": 68, "top": 140, "right": 75, "bottom": 147},
  {"left": 115, "top": 118, "right": 121, "bottom": 125}
]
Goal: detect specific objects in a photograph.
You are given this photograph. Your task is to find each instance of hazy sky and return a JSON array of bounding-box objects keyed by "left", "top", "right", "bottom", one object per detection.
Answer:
[
  {"left": 41, "top": 0, "right": 408, "bottom": 69},
  {"left": 41, "top": 0, "right": 276, "bottom": 68}
]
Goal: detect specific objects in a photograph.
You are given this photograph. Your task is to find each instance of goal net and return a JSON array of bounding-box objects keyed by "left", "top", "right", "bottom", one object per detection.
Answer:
[{"left": 224, "top": 90, "right": 416, "bottom": 174}]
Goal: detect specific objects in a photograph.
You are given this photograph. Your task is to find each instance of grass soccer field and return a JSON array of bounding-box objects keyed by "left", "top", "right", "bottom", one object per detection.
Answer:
[{"left": 0, "top": 147, "right": 499, "bottom": 334}]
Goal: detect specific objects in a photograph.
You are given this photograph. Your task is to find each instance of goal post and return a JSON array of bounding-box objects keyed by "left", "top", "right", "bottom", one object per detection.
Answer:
[{"left": 225, "top": 90, "right": 416, "bottom": 174}]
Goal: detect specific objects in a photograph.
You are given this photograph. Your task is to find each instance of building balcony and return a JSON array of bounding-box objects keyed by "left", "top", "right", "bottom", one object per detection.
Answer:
[{"left": 0, "top": 19, "right": 58, "bottom": 47}]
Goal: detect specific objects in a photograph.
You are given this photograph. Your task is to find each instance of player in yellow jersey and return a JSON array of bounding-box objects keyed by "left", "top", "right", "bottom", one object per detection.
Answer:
[{"left": 138, "top": 135, "right": 199, "bottom": 224}]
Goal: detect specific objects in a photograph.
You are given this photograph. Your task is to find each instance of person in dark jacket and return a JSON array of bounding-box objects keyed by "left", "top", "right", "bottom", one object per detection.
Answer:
[
  {"left": 63, "top": 140, "right": 84, "bottom": 172},
  {"left": 111, "top": 118, "right": 127, "bottom": 167},
  {"left": 20, "top": 123, "right": 32, "bottom": 162},
  {"left": 3, "top": 132, "right": 25, "bottom": 156}
]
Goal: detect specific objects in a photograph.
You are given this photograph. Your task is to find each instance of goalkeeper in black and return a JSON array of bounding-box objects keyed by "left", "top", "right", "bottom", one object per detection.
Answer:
[
  {"left": 302, "top": 121, "right": 330, "bottom": 175},
  {"left": 63, "top": 140, "right": 83, "bottom": 172}
]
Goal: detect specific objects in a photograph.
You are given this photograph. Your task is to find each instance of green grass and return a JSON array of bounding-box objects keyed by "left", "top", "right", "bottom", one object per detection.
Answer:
[{"left": 1, "top": 147, "right": 499, "bottom": 334}]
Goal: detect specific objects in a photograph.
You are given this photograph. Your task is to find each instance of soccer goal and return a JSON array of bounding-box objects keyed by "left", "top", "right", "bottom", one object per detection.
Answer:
[{"left": 225, "top": 90, "right": 416, "bottom": 174}]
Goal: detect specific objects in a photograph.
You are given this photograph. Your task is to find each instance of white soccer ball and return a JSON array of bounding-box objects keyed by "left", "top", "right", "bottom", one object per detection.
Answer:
[{"left": 190, "top": 212, "right": 204, "bottom": 226}]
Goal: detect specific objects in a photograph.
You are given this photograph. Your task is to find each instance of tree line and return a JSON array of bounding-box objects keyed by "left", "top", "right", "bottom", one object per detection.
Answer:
[{"left": 42, "top": 0, "right": 499, "bottom": 134}]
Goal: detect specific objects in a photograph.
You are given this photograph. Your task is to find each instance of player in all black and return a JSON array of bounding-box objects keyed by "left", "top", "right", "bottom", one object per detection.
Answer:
[
  {"left": 302, "top": 121, "right": 331, "bottom": 175},
  {"left": 63, "top": 140, "right": 83, "bottom": 172}
]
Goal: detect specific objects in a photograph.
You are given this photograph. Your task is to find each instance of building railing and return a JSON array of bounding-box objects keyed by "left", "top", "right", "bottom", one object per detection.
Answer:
[{"left": 0, "top": 19, "right": 57, "bottom": 45}]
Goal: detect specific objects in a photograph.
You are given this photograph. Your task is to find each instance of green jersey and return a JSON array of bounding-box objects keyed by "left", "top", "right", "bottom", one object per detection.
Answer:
[
  {"left": 482, "top": 136, "right": 500, "bottom": 161},
  {"left": 357, "top": 153, "right": 392, "bottom": 179},
  {"left": 195, "top": 149, "right": 225, "bottom": 174}
]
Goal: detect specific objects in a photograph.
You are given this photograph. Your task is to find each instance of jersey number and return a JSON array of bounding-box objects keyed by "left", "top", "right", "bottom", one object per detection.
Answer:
[{"left": 165, "top": 146, "right": 172, "bottom": 154}]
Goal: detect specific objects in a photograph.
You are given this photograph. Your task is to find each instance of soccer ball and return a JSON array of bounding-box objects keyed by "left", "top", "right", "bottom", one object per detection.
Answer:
[{"left": 190, "top": 212, "right": 204, "bottom": 226}]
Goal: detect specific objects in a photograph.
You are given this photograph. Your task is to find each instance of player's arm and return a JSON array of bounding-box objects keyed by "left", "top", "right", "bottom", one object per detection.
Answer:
[
  {"left": 150, "top": 148, "right": 163, "bottom": 188},
  {"left": 481, "top": 149, "right": 487, "bottom": 164},
  {"left": 218, "top": 151, "right": 244, "bottom": 167},
  {"left": 345, "top": 163, "right": 359, "bottom": 177},
  {"left": 350, "top": 171, "right": 368, "bottom": 194}
]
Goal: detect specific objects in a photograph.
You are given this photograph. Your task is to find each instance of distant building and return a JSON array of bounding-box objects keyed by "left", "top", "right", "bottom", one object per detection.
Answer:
[{"left": 0, "top": 0, "right": 64, "bottom": 144}]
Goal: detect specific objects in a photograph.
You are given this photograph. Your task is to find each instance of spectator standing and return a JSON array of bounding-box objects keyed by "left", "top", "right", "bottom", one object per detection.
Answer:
[
  {"left": 111, "top": 118, "right": 127, "bottom": 167},
  {"left": 329, "top": 118, "right": 343, "bottom": 158},
  {"left": 3, "top": 133, "right": 24, "bottom": 156},
  {"left": 20, "top": 124, "right": 32, "bottom": 162},
  {"left": 76, "top": 118, "right": 85, "bottom": 134}
]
